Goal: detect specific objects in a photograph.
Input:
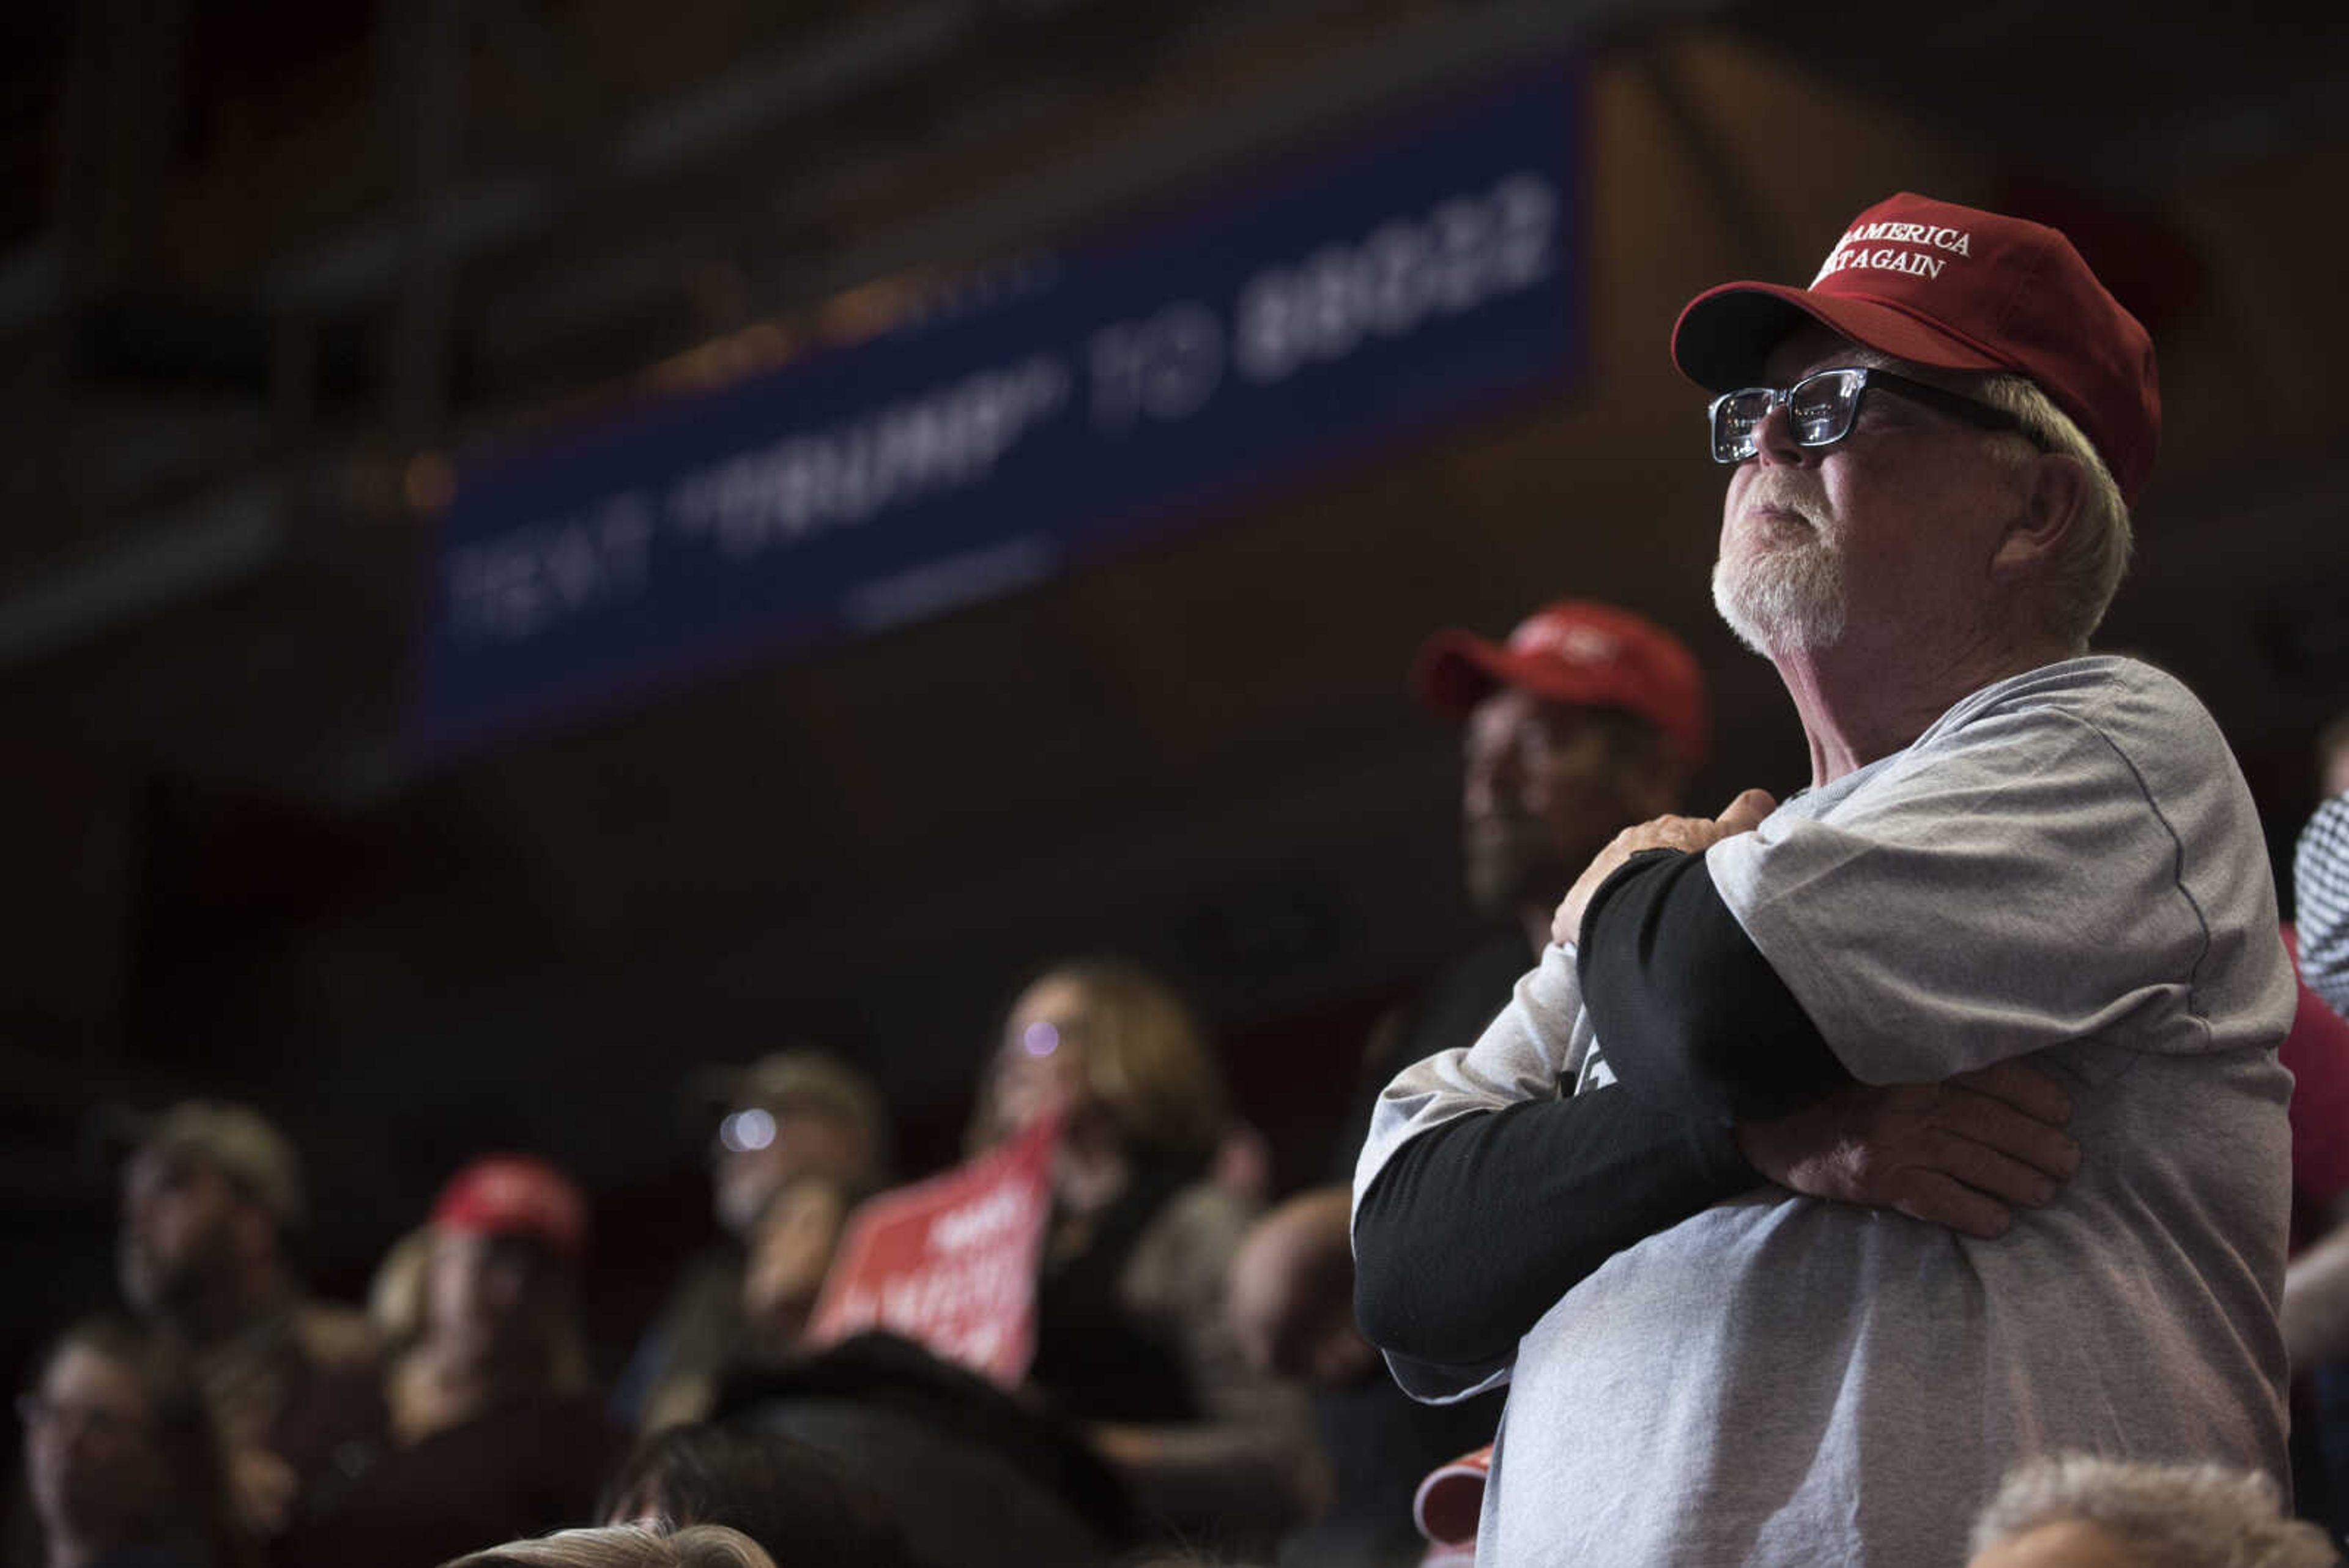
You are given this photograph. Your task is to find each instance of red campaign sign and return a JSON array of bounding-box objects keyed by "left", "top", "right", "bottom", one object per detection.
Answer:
[{"left": 805, "top": 1115, "right": 1059, "bottom": 1387}]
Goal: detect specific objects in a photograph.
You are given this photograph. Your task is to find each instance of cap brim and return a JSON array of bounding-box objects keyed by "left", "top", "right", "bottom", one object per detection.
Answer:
[
  {"left": 1413, "top": 1452, "right": 1493, "bottom": 1547},
  {"left": 1672, "top": 281, "right": 2009, "bottom": 392},
  {"left": 1411, "top": 631, "right": 1626, "bottom": 719}
]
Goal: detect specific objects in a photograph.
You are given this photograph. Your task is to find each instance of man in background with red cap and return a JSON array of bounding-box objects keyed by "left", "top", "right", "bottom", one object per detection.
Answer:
[
  {"left": 1353, "top": 193, "right": 2296, "bottom": 1565},
  {"left": 287, "top": 1154, "right": 623, "bottom": 1568},
  {"left": 1418, "top": 600, "right": 1709, "bottom": 966},
  {"left": 1233, "top": 600, "right": 1710, "bottom": 1567}
]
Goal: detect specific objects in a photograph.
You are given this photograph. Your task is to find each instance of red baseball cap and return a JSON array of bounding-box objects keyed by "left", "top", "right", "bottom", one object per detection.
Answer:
[
  {"left": 1412, "top": 600, "right": 1709, "bottom": 766},
  {"left": 1671, "top": 191, "right": 2160, "bottom": 503},
  {"left": 431, "top": 1154, "right": 589, "bottom": 1260},
  {"left": 1413, "top": 1443, "right": 1493, "bottom": 1548}
]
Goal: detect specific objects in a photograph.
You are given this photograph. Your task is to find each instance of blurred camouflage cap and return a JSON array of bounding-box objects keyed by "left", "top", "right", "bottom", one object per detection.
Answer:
[
  {"left": 690, "top": 1050, "right": 888, "bottom": 1147},
  {"left": 113, "top": 1099, "right": 306, "bottom": 1233}
]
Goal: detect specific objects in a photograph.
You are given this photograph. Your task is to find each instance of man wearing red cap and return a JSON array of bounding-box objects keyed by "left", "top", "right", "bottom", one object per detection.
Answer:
[
  {"left": 288, "top": 1155, "right": 623, "bottom": 1568},
  {"left": 1353, "top": 193, "right": 2296, "bottom": 1565},
  {"left": 1416, "top": 600, "right": 1709, "bottom": 962},
  {"left": 1235, "top": 601, "right": 1710, "bottom": 1567}
]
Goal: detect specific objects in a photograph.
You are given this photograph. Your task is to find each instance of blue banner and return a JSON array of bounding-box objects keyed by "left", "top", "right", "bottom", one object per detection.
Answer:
[{"left": 413, "top": 64, "right": 1586, "bottom": 753}]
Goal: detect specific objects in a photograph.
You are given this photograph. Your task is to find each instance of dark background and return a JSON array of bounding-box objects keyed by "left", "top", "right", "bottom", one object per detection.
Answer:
[{"left": 2, "top": 0, "right": 2346, "bottom": 1458}]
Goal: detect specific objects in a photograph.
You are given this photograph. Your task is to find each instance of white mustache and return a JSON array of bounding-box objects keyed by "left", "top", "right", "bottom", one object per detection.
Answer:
[{"left": 1738, "top": 471, "right": 1825, "bottom": 529}]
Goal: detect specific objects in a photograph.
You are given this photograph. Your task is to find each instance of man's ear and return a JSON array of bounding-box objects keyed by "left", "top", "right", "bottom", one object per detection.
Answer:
[{"left": 1992, "top": 450, "right": 2091, "bottom": 578}]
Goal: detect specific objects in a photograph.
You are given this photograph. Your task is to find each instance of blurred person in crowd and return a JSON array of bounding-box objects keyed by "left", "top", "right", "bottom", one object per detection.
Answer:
[
  {"left": 968, "top": 959, "right": 1316, "bottom": 1548},
  {"left": 596, "top": 1422, "right": 922, "bottom": 1568},
  {"left": 2288, "top": 768, "right": 2349, "bottom": 1528},
  {"left": 2267, "top": 942, "right": 2349, "bottom": 1528},
  {"left": 1228, "top": 1179, "right": 1469, "bottom": 1568},
  {"left": 110, "top": 1101, "right": 383, "bottom": 1542},
  {"left": 1228, "top": 1189, "right": 1376, "bottom": 1395},
  {"left": 443, "top": 1523, "right": 774, "bottom": 1568},
  {"left": 287, "top": 1155, "right": 622, "bottom": 1568},
  {"left": 362, "top": 1226, "right": 434, "bottom": 1353},
  {"left": 1355, "top": 192, "right": 2294, "bottom": 1563},
  {"left": 1420, "top": 599, "right": 1709, "bottom": 970},
  {"left": 2285, "top": 717, "right": 2349, "bottom": 1391},
  {"left": 2298, "top": 790, "right": 2349, "bottom": 1021},
  {"left": 384, "top": 1156, "right": 596, "bottom": 1444},
  {"left": 614, "top": 1052, "right": 889, "bottom": 1433},
  {"left": 2315, "top": 713, "right": 2349, "bottom": 804},
  {"left": 1228, "top": 600, "right": 1707, "bottom": 1566},
  {"left": 17, "top": 1317, "right": 254, "bottom": 1568},
  {"left": 1967, "top": 1455, "right": 2338, "bottom": 1568}
]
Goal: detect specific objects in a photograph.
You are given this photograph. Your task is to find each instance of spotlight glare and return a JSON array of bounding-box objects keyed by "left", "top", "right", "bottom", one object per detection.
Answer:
[{"left": 720, "top": 1107, "right": 776, "bottom": 1153}]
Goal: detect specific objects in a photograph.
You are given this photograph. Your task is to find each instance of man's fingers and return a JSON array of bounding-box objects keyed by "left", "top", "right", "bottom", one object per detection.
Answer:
[
  {"left": 1934, "top": 1088, "right": 2081, "bottom": 1180},
  {"left": 1917, "top": 1129, "right": 2060, "bottom": 1209},
  {"left": 1715, "top": 789, "right": 1778, "bottom": 836},
  {"left": 1950, "top": 1059, "right": 2073, "bottom": 1125},
  {"left": 1889, "top": 1172, "right": 2013, "bottom": 1241}
]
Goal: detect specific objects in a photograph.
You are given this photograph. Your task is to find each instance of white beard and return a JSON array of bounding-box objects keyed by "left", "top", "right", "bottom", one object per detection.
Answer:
[
  {"left": 1712, "top": 540, "right": 1846, "bottom": 655},
  {"left": 1712, "top": 476, "right": 1848, "bottom": 655}
]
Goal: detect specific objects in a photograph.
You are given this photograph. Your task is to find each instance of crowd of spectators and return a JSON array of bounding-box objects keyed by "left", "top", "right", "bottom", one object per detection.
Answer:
[{"left": 12, "top": 189, "right": 2349, "bottom": 1568}]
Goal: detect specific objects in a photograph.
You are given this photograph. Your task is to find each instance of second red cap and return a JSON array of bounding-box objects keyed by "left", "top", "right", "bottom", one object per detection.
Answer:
[
  {"left": 430, "top": 1154, "right": 589, "bottom": 1260},
  {"left": 1413, "top": 600, "right": 1708, "bottom": 767}
]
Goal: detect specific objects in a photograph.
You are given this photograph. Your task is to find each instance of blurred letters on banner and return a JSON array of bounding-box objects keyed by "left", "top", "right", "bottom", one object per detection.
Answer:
[{"left": 414, "top": 65, "right": 1584, "bottom": 754}]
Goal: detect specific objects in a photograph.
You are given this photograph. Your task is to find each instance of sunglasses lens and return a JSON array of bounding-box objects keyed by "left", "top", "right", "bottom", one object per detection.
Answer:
[
  {"left": 1712, "top": 390, "right": 1773, "bottom": 462},
  {"left": 1789, "top": 370, "right": 1863, "bottom": 447}
]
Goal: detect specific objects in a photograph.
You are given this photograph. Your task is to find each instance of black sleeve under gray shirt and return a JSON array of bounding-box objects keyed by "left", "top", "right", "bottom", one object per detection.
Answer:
[{"left": 1353, "top": 848, "right": 1850, "bottom": 1367}]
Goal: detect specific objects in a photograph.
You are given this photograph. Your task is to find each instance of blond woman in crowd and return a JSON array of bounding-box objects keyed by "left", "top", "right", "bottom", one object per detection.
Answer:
[{"left": 969, "top": 957, "right": 1318, "bottom": 1547}]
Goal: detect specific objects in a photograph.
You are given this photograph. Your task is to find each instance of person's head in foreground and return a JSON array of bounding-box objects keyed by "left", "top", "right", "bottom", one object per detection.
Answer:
[
  {"left": 1414, "top": 599, "right": 1706, "bottom": 945},
  {"left": 598, "top": 1422, "right": 922, "bottom": 1568},
  {"left": 1967, "top": 1455, "right": 2340, "bottom": 1567},
  {"left": 1673, "top": 191, "right": 2151, "bottom": 733},
  {"left": 20, "top": 1315, "right": 251, "bottom": 1568},
  {"left": 444, "top": 1523, "right": 774, "bottom": 1568}
]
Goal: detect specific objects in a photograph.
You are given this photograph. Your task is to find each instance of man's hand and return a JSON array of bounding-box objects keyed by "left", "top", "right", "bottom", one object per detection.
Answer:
[
  {"left": 1552, "top": 789, "right": 1778, "bottom": 948},
  {"left": 1733, "top": 1060, "right": 2081, "bottom": 1238}
]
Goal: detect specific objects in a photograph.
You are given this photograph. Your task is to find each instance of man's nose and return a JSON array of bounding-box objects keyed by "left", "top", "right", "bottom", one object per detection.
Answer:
[
  {"left": 483, "top": 1263, "right": 530, "bottom": 1311},
  {"left": 1751, "top": 398, "right": 1815, "bottom": 469},
  {"left": 1467, "top": 735, "right": 1531, "bottom": 804},
  {"left": 1464, "top": 759, "right": 1515, "bottom": 816}
]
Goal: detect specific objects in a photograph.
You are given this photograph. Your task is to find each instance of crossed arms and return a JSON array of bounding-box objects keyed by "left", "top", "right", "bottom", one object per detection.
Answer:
[{"left": 1351, "top": 797, "right": 2080, "bottom": 1371}]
